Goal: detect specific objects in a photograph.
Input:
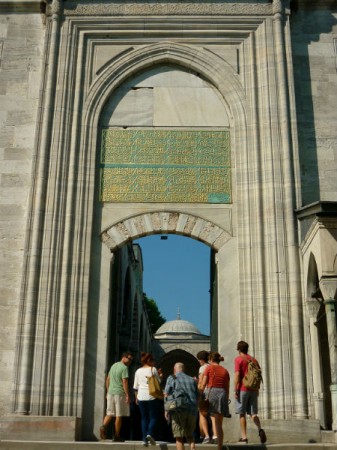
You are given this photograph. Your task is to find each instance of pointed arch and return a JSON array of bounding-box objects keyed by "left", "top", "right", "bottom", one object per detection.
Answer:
[{"left": 84, "top": 41, "right": 247, "bottom": 131}]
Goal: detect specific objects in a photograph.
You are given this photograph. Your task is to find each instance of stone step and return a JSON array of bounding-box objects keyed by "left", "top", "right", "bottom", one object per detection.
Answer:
[{"left": 1, "top": 442, "right": 337, "bottom": 450}]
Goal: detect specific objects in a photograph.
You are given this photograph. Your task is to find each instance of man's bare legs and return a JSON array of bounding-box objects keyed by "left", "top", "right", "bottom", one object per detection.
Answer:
[
  {"left": 240, "top": 413, "right": 265, "bottom": 442},
  {"left": 100, "top": 415, "right": 113, "bottom": 440},
  {"left": 239, "top": 414, "right": 247, "bottom": 440},
  {"left": 175, "top": 437, "right": 185, "bottom": 450},
  {"left": 103, "top": 415, "right": 113, "bottom": 428},
  {"left": 100, "top": 415, "right": 123, "bottom": 441},
  {"left": 114, "top": 416, "right": 122, "bottom": 439},
  {"left": 251, "top": 414, "right": 262, "bottom": 431},
  {"left": 176, "top": 437, "right": 196, "bottom": 450}
]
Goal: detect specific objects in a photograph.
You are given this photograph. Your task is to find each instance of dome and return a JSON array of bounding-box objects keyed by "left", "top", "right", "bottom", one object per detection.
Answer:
[{"left": 155, "top": 319, "right": 202, "bottom": 336}]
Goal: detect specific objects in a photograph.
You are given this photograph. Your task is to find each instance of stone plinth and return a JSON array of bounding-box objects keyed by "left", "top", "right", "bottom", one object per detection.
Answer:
[
  {"left": 223, "top": 418, "right": 322, "bottom": 444},
  {"left": 0, "top": 416, "right": 81, "bottom": 442}
]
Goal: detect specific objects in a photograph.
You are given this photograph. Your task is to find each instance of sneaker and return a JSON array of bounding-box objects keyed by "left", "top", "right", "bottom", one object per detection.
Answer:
[
  {"left": 99, "top": 425, "right": 107, "bottom": 440},
  {"left": 259, "top": 429, "right": 267, "bottom": 443},
  {"left": 112, "top": 436, "right": 125, "bottom": 442},
  {"left": 146, "top": 435, "right": 156, "bottom": 446},
  {"left": 211, "top": 437, "right": 218, "bottom": 444},
  {"left": 143, "top": 441, "right": 148, "bottom": 446},
  {"left": 238, "top": 438, "right": 248, "bottom": 444},
  {"left": 202, "top": 437, "right": 211, "bottom": 444}
]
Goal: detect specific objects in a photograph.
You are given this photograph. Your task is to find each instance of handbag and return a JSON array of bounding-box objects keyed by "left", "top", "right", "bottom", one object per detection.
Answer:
[
  {"left": 164, "top": 394, "right": 187, "bottom": 412},
  {"left": 147, "top": 368, "right": 164, "bottom": 400}
]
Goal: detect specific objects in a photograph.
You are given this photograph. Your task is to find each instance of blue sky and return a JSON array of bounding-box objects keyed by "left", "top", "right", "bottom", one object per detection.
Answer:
[{"left": 135, "top": 234, "right": 211, "bottom": 335}]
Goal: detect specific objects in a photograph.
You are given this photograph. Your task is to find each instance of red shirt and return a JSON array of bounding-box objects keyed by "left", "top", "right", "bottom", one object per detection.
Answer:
[
  {"left": 204, "top": 364, "right": 230, "bottom": 395},
  {"left": 234, "top": 354, "right": 258, "bottom": 391}
]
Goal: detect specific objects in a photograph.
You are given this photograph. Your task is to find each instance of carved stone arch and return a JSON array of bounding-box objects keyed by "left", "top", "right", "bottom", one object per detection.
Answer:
[
  {"left": 84, "top": 40, "right": 247, "bottom": 131},
  {"left": 101, "top": 211, "right": 232, "bottom": 252}
]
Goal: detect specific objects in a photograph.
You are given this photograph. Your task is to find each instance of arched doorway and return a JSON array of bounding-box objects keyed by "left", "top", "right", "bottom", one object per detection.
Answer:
[
  {"left": 159, "top": 349, "right": 200, "bottom": 384},
  {"left": 306, "top": 253, "right": 332, "bottom": 429},
  {"left": 83, "top": 41, "right": 245, "bottom": 439}
]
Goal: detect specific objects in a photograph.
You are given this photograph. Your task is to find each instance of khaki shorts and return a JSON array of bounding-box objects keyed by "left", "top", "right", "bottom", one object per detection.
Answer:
[
  {"left": 171, "top": 411, "right": 197, "bottom": 439},
  {"left": 106, "top": 394, "right": 130, "bottom": 417}
]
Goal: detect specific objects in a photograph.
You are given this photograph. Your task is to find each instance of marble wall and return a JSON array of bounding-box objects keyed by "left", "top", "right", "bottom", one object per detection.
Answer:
[
  {"left": 0, "top": 2, "right": 44, "bottom": 416},
  {"left": 0, "top": 0, "right": 336, "bottom": 441}
]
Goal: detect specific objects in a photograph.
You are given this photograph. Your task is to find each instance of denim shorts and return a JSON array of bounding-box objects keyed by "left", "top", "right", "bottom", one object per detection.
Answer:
[{"left": 235, "top": 390, "right": 258, "bottom": 416}]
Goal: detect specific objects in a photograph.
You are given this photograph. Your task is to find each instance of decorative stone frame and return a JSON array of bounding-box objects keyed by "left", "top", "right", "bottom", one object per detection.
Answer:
[{"left": 12, "top": 3, "right": 310, "bottom": 439}]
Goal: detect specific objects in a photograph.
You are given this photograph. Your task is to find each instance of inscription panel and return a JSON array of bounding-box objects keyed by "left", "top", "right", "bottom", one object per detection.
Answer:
[{"left": 100, "top": 129, "right": 231, "bottom": 203}]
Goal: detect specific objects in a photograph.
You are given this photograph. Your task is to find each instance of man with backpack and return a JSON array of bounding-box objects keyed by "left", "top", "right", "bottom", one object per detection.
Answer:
[
  {"left": 234, "top": 341, "right": 267, "bottom": 444},
  {"left": 164, "top": 362, "right": 199, "bottom": 450}
]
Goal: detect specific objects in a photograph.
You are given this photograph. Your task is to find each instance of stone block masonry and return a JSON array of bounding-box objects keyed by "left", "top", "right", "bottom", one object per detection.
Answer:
[{"left": 0, "top": 5, "right": 45, "bottom": 416}]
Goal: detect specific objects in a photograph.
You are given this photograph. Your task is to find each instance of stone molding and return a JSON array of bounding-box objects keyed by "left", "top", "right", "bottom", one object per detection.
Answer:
[
  {"left": 10, "top": 3, "right": 307, "bottom": 425},
  {"left": 52, "top": 1, "right": 273, "bottom": 17},
  {"left": 85, "top": 40, "right": 245, "bottom": 121},
  {"left": 0, "top": 0, "right": 41, "bottom": 12},
  {"left": 101, "top": 211, "right": 232, "bottom": 251}
]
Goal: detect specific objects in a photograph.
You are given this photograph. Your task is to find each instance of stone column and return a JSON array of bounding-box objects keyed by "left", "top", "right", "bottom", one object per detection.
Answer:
[
  {"left": 319, "top": 277, "right": 337, "bottom": 432},
  {"left": 273, "top": 0, "right": 307, "bottom": 417},
  {"left": 14, "top": 0, "right": 62, "bottom": 415},
  {"left": 306, "top": 299, "right": 327, "bottom": 428}
]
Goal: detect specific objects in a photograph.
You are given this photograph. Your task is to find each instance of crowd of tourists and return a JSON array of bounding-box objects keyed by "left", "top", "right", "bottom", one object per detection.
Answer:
[{"left": 99, "top": 341, "right": 267, "bottom": 447}]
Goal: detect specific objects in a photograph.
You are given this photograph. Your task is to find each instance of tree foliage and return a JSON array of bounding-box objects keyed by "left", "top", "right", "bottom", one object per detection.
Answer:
[{"left": 144, "top": 294, "right": 166, "bottom": 335}]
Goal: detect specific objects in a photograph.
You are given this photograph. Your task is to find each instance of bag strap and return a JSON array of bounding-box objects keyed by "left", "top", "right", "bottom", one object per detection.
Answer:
[{"left": 242, "top": 354, "right": 260, "bottom": 365}]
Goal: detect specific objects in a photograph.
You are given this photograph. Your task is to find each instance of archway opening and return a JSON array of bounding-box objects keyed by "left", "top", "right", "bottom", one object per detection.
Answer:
[
  {"left": 104, "top": 233, "right": 214, "bottom": 372},
  {"left": 136, "top": 234, "right": 211, "bottom": 335},
  {"left": 307, "top": 254, "right": 332, "bottom": 429},
  {"left": 102, "top": 233, "right": 215, "bottom": 442}
]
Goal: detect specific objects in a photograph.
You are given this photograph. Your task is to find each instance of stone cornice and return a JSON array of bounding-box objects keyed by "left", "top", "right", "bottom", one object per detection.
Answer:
[
  {"left": 47, "top": 1, "right": 273, "bottom": 17},
  {"left": 295, "top": 201, "right": 337, "bottom": 220},
  {"left": 291, "top": 0, "right": 337, "bottom": 11},
  {"left": 0, "top": 0, "right": 42, "bottom": 12}
]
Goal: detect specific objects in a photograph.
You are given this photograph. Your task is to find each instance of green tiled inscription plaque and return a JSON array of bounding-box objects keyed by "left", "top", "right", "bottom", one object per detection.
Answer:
[{"left": 100, "top": 129, "right": 231, "bottom": 203}]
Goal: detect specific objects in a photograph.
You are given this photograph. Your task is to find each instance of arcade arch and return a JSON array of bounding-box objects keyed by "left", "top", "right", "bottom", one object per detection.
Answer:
[
  {"left": 159, "top": 349, "right": 200, "bottom": 385},
  {"left": 304, "top": 247, "right": 336, "bottom": 430}
]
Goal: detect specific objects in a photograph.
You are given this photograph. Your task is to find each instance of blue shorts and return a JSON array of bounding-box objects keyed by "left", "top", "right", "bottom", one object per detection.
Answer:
[{"left": 235, "top": 390, "right": 258, "bottom": 416}]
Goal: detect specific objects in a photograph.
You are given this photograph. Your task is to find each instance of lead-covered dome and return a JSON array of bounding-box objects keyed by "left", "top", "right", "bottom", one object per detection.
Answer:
[{"left": 155, "top": 318, "right": 202, "bottom": 337}]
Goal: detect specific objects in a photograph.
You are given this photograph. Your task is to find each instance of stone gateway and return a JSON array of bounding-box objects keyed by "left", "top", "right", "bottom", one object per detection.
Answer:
[{"left": 0, "top": 0, "right": 336, "bottom": 444}]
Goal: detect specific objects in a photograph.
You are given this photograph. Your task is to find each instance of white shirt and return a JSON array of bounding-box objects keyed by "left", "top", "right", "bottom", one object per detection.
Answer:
[
  {"left": 133, "top": 366, "right": 161, "bottom": 401},
  {"left": 199, "top": 363, "right": 210, "bottom": 376}
]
